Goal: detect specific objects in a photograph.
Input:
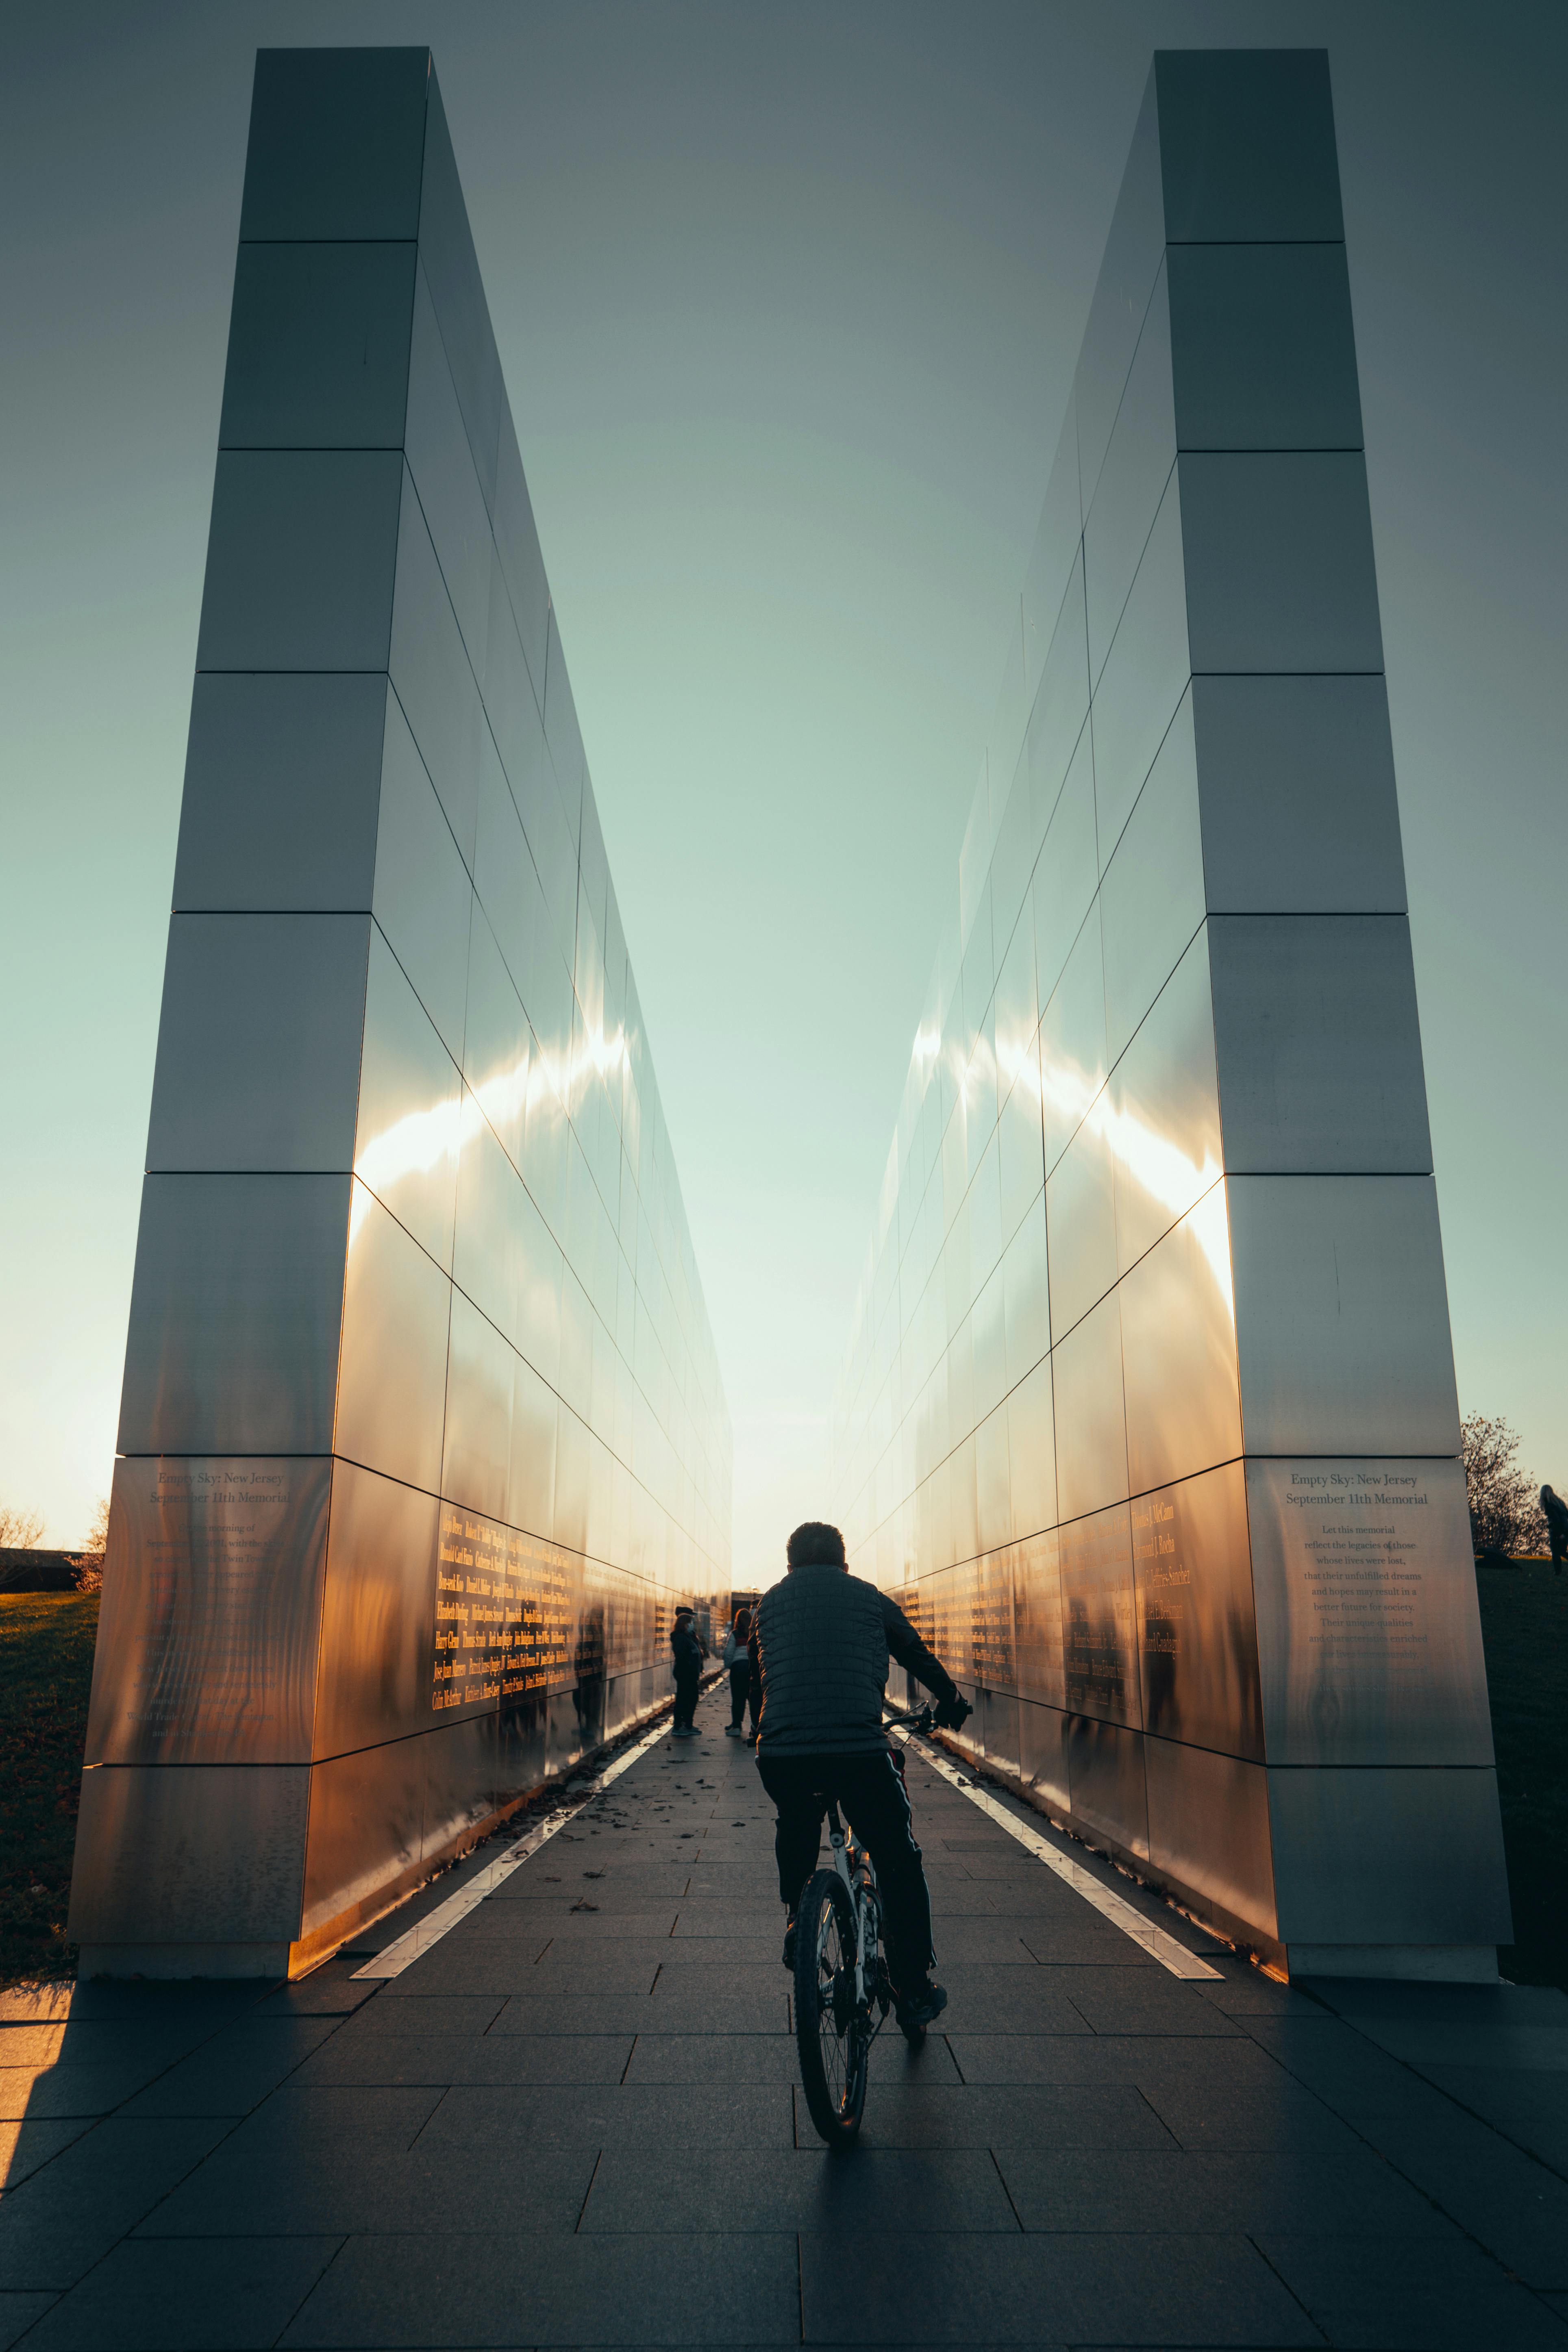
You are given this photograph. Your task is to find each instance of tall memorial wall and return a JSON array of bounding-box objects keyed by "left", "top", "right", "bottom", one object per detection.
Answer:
[
  {"left": 828, "top": 50, "right": 1510, "bottom": 1980},
  {"left": 70, "top": 48, "right": 732, "bottom": 1978}
]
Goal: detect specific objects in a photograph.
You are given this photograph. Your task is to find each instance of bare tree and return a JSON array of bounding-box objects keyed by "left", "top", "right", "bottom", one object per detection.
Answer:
[
  {"left": 70, "top": 1495, "right": 111, "bottom": 1595},
  {"left": 1462, "top": 1413, "right": 1549, "bottom": 1560},
  {"left": 0, "top": 1502, "right": 46, "bottom": 1550}
]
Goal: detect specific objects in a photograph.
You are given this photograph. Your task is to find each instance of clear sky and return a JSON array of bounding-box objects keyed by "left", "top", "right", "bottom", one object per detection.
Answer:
[{"left": 1, "top": 0, "right": 1563, "bottom": 1573}]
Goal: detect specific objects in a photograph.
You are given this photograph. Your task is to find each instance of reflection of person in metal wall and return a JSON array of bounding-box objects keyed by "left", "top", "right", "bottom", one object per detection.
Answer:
[
  {"left": 572, "top": 1603, "right": 606, "bottom": 1744},
  {"left": 670, "top": 1604, "right": 706, "bottom": 1738},
  {"left": 1542, "top": 1486, "right": 1568, "bottom": 1576}
]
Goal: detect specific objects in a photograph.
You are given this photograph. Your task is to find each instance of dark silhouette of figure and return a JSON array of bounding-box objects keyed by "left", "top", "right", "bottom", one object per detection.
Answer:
[
  {"left": 1542, "top": 1486, "right": 1568, "bottom": 1576},
  {"left": 670, "top": 1604, "right": 705, "bottom": 1737},
  {"left": 572, "top": 1603, "right": 606, "bottom": 1747},
  {"left": 724, "top": 1603, "right": 759, "bottom": 1739}
]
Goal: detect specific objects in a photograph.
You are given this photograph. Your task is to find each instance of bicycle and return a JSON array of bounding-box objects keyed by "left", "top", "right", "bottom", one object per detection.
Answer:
[{"left": 792, "top": 1703, "right": 936, "bottom": 2148}]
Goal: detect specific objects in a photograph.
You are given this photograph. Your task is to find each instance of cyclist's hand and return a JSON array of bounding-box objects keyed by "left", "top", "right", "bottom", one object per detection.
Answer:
[{"left": 933, "top": 1693, "right": 972, "bottom": 1731}]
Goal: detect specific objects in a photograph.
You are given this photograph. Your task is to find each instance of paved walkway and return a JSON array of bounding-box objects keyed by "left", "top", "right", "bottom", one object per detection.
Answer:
[{"left": 3, "top": 1678, "right": 1568, "bottom": 2349}]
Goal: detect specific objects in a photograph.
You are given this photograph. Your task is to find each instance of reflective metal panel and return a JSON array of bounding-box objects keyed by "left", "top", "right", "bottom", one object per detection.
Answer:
[
  {"left": 174, "top": 674, "right": 386, "bottom": 914},
  {"left": 1003, "top": 1195, "right": 1050, "bottom": 1393},
  {"left": 336, "top": 1179, "right": 451, "bottom": 1494},
  {"left": 354, "top": 926, "right": 462, "bottom": 1273},
  {"left": 1088, "top": 471, "right": 1190, "bottom": 869},
  {"left": 314, "top": 1458, "right": 439, "bottom": 1756},
  {"left": 389, "top": 466, "right": 483, "bottom": 867},
  {"left": 1154, "top": 49, "right": 1344, "bottom": 242},
  {"left": 1132, "top": 1459, "right": 1259, "bottom": 1758},
  {"left": 493, "top": 419, "right": 549, "bottom": 703},
  {"left": 85, "top": 1455, "right": 331, "bottom": 1767},
  {"left": 1073, "top": 65, "right": 1163, "bottom": 516},
  {"left": 147, "top": 913, "right": 370, "bottom": 1175},
  {"left": 1027, "top": 553, "right": 1090, "bottom": 853},
  {"left": 238, "top": 47, "right": 429, "bottom": 240},
  {"left": 1268, "top": 1767, "right": 1511, "bottom": 1948},
  {"left": 1019, "top": 1697, "right": 1071, "bottom": 1810},
  {"left": 1107, "top": 927, "right": 1222, "bottom": 1279},
  {"left": 452, "top": 1089, "right": 522, "bottom": 1343},
  {"left": 196, "top": 450, "right": 402, "bottom": 673},
  {"left": 1209, "top": 916, "right": 1432, "bottom": 1173},
  {"left": 1118, "top": 1184, "right": 1241, "bottom": 1495},
  {"left": 1013, "top": 1527, "right": 1066, "bottom": 1709},
  {"left": 1168, "top": 242, "right": 1361, "bottom": 453},
  {"left": 1050, "top": 1292, "right": 1129, "bottom": 1524},
  {"left": 299, "top": 1737, "right": 424, "bottom": 1939},
  {"left": 69, "top": 1765, "right": 309, "bottom": 1946},
  {"left": 1007, "top": 1356, "right": 1057, "bottom": 1541},
  {"left": 1060, "top": 1502, "right": 1140, "bottom": 1727},
  {"left": 1229, "top": 1176, "right": 1463, "bottom": 1456},
  {"left": 1031, "top": 726, "right": 1097, "bottom": 1013},
  {"left": 118, "top": 1173, "right": 350, "bottom": 1458},
  {"left": 1247, "top": 1455, "right": 1495, "bottom": 1768},
  {"left": 1065, "top": 1715, "right": 1149, "bottom": 1858},
  {"left": 417, "top": 72, "right": 506, "bottom": 504},
  {"left": 1099, "top": 690, "right": 1204, "bottom": 1062},
  {"left": 1046, "top": 1114, "right": 1117, "bottom": 1344},
  {"left": 220, "top": 241, "right": 416, "bottom": 450},
  {"left": 1022, "top": 402, "right": 1081, "bottom": 704},
  {"left": 1179, "top": 452, "right": 1383, "bottom": 676},
  {"left": 1192, "top": 674, "right": 1406, "bottom": 916},
  {"left": 1040, "top": 903, "right": 1108, "bottom": 1175},
  {"left": 975, "top": 1407, "right": 1011, "bottom": 1556},
  {"left": 372, "top": 691, "right": 473, "bottom": 1062},
  {"left": 441, "top": 1289, "right": 514, "bottom": 1521},
  {"left": 421, "top": 1712, "right": 500, "bottom": 1863},
  {"left": 403, "top": 261, "right": 494, "bottom": 674},
  {"left": 1144, "top": 1738, "right": 1276, "bottom": 1938},
  {"left": 509, "top": 1352, "right": 559, "bottom": 1543},
  {"left": 1085, "top": 259, "right": 1174, "bottom": 688}
]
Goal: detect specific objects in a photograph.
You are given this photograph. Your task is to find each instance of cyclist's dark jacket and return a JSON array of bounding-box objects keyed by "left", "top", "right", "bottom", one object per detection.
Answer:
[{"left": 751, "top": 1564, "right": 960, "bottom": 1756}]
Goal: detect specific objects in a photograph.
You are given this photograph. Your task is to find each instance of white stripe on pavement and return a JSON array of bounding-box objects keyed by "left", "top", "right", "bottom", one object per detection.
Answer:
[
  {"left": 351, "top": 1712, "right": 675, "bottom": 1980},
  {"left": 893, "top": 1729, "right": 1223, "bottom": 1982}
]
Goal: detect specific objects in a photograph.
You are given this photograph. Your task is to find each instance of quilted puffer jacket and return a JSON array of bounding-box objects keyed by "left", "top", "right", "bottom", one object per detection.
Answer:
[{"left": 752, "top": 1564, "right": 959, "bottom": 1755}]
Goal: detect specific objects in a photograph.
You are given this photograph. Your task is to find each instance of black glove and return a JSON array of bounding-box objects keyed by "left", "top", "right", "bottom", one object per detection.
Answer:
[{"left": 933, "top": 1692, "right": 972, "bottom": 1732}]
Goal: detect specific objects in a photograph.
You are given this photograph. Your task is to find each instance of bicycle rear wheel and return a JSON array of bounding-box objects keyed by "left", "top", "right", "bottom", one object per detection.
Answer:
[{"left": 794, "top": 1867, "right": 868, "bottom": 2147}]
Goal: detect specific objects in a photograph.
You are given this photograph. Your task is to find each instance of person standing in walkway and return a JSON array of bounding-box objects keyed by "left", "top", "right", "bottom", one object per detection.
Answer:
[
  {"left": 670, "top": 1604, "right": 705, "bottom": 1737},
  {"left": 1542, "top": 1485, "right": 1568, "bottom": 1575},
  {"left": 723, "top": 1604, "right": 759, "bottom": 1740}
]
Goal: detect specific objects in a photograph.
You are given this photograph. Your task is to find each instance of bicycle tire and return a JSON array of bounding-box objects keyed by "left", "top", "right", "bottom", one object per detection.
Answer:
[{"left": 794, "top": 1867, "right": 868, "bottom": 2146}]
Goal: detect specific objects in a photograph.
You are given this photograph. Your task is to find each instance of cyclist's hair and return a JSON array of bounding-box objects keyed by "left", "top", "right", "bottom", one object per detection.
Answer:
[{"left": 787, "top": 1522, "right": 846, "bottom": 1568}]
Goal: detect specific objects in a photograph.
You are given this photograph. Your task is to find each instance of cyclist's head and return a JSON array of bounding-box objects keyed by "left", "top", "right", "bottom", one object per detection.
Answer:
[{"left": 786, "top": 1522, "right": 847, "bottom": 1570}]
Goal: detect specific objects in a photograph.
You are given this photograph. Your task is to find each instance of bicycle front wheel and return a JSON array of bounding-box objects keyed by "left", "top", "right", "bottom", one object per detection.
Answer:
[{"left": 794, "top": 1867, "right": 868, "bottom": 2147}]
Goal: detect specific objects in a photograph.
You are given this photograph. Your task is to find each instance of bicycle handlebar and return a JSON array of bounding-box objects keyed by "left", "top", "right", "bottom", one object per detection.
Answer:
[{"left": 883, "top": 1703, "right": 935, "bottom": 1732}]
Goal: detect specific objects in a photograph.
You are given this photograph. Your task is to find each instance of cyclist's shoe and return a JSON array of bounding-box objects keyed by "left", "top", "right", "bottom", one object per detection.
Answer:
[
  {"left": 724, "top": 1724, "right": 744, "bottom": 1738},
  {"left": 781, "top": 1912, "right": 798, "bottom": 1969},
  {"left": 894, "top": 1974, "right": 948, "bottom": 2028}
]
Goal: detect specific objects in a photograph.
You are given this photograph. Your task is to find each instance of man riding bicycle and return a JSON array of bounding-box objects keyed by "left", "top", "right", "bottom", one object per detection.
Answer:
[{"left": 750, "top": 1520, "right": 972, "bottom": 2030}]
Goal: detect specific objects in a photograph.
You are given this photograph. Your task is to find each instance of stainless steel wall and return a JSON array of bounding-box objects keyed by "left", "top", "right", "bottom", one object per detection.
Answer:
[
  {"left": 828, "top": 49, "right": 1510, "bottom": 1980},
  {"left": 71, "top": 48, "right": 733, "bottom": 1978}
]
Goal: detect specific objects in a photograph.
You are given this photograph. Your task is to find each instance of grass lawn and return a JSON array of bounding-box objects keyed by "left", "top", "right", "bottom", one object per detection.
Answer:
[
  {"left": 0, "top": 1592, "right": 99, "bottom": 1986},
  {"left": 1476, "top": 1560, "right": 1568, "bottom": 1991}
]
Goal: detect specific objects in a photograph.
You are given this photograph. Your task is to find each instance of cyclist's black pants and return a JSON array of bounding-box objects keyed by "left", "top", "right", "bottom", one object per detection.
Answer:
[{"left": 757, "top": 1747, "right": 935, "bottom": 1990}]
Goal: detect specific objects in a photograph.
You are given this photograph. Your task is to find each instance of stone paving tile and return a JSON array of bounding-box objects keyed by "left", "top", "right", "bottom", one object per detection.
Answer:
[
  {"left": 22, "top": 2234, "right": 344, "bottom": 2351},
  {"left": 0, "top": 2118, "right": 232, "bottom": 2289},
  {"left": 0, "top": 2060, "right": 195, "bottom": 2121},
  {"left": 1359, "top": 2109, "right": 1568, "bottom": 2287},
  {"left": 811, "top": 2081, "right": 1179, "bottom": 2151},
  {"left": 584, "top": 2144, "right": 1021, "bottom": 2232},
  {"left": 797, "top": 2229, "right": 1321, "bottom": 2344},
  {"left": 0, "top": 2117, "right": 92, "bottom": 2188},
  {"left": 946, "top": 2032, "right": 1286, "bottom": 2088},
  {"left": 622, "top": 2030, "right": 961, "bottom": 2085},
  {"left": 994, "top": 2142, "right": 1452, "bottom": 2235},
  {"left": 1137, "top": 2074, "right": 1364, "bottom": 2153},
  {"left": 1417, "top": 2062, "right": 1568, "bottom": 2174},
  {"left": 334, "top": 1995, "right": 508, "bottom": 2035},
  {"left": 136, "top": 2142, "right": 596, "bottom": 2239},
  {"left": 280, "top": 2230, "right": 802, "bottom": 2347},
  {"left": 0, "top": 2293, "right": 60, "bottom": 2350},
  {"left": 118, "top": 2020, "right": 338, "bottom": 2117},
  {"left": 1255, "top": 2231, "right": 1568, "bottom": 2350},
  {"left": 293, "top": 2032, "right": 635, "bottom": 2087},
  {"left": 216, "top": 2084, "right": 446, "bottom": 2155},
  {"left": 416, "top": 2080, "right": 794, "bottom": 2150}
]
